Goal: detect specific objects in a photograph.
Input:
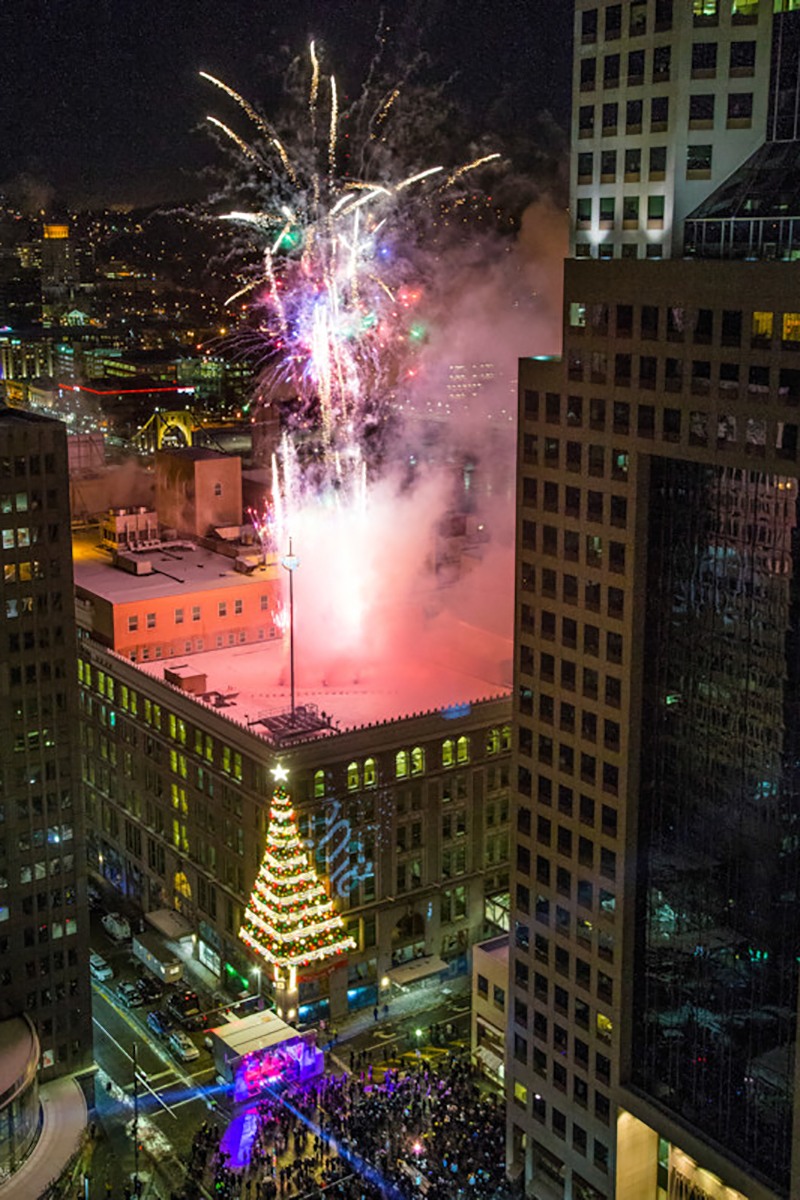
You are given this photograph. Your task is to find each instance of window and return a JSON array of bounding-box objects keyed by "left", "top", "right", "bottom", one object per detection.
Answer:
[
  {"left": 580, "top": 58, "right": 596, "bottom": 91},
  {"left": 192, "top": 605, "right": 201, "bottom": 621},
  {"left": 234, "top": 598, "right": 243, "bottom": 615},
  {"left": 605, "top": 4, "right": 621, "bottom": 39},
  {"left": 652, "top": 45, "right": 670, "bottom": 82},
  {"left": 214, "top": 482, "right": 222, "bottom": 496},
  {"left": 730, "top": 40, "right": 756, "bottom": 76},
  {"left": 396, "top": 750, "right": 409, "bottom": 778},
  {"left": 689, "top": 94, "right": 715, "bottom": 125},
  {"left": 128, "top": 615, "right": 138, "bottom": 633},
  {"left": 174, "top": 607, "right": 184, "bottom": 624},
  {"left": 363, "top": 757, "right": 376, "bottom": 788},
  {"left": 727, "top": 92, "right": 753, "bottom": 125},
  {"left": 687, "top": 144, "right": 712, "bottom": 175},
  {"left": 647, "top": 195, "right": 665, "bottom": 224},
  {"left": 624, "top": 148, "right": 641, "bottom": 178},
  {"left": 626, "top": 99, "right": 643, "bottom": 131},
  {"left": 649, "top": 146, "right": 667, "bottom": 178},
  {"left": 577, "top": 152, "right": 593, "bottom": 183},
  {"left": 579, "top": 105, "right": 595, "bottom": 136},
  {"left": 692, "top": 42, "right": 718, "bottom": 77},
  {"left": 218, "top": 601, "right": 227, "bottom": 618},
  {"left": 651, "top": 96, "right": 669, "bottom": 130},
  {"left": 627, "top": 50, "right": 644, "bottom": 86},
  {"left": 442, "top": 739, "right": 454, "bottom": 768},
  {"left": 347, "top": 761, "right": 360, "bottom": 790},
  {"left": 601, "top": 103, "right": 618, "bottom": 133},
  {"left": 146, "top": 612, "right": 156, "bottom": 629},
  {"left": 603, "top": 55, "right": 620, "bottom": 87}
]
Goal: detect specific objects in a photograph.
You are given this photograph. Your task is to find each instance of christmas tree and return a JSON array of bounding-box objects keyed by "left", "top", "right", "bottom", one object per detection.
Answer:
[{"left": 239, "top": 765, "right": 356, "bottom": 970}]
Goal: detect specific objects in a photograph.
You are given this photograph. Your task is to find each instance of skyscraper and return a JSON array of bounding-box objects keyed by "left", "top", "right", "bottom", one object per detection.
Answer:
[
  {"left": 0, "top": 406, "right": 92, "bottom": 1078},
  {"left": 508, "top": 4, "right": 800, "bottom": 1199}
]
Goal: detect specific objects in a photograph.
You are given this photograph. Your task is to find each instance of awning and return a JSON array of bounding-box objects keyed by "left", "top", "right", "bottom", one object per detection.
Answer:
[
  {"left": 386, "top": 955, "right": 448, "bottom": 987},
  {"left": 475, "top": 1045, "right": 504, "bottom": 1076},
  {"left": 145, "top": 908, "right": 194, "bottom": 941}
]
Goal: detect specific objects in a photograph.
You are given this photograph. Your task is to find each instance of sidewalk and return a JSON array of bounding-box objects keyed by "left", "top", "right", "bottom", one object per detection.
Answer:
[
  {"left": 330, "top": 974, "right": 470, "bottom": 1047},
  {"left": 0, "top": 1075, "right": 87, "bottom": 1200}
]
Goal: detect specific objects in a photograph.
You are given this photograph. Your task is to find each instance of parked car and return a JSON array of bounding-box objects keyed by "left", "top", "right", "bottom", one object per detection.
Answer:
[
  {"left": 116, "top": 981, "right": 143, "bottom": 1008},
  {"left": 102, "top": 912, "right": 131, "bottom": 942},
  {"left": 137, "top": 976, "right": 164, "bottom": 1004},
  {"left": 89, "top": 952, "right": 113, "bottom": 982},
  {"left": 168, "top": 1029, "right": 200, "bottom": 1062},
  {"left": 146, "top": 1009, "right": 173, "bottom": 1039},
  {"left": 166, "top": 989, "right": 202, "bottom": 1028}
]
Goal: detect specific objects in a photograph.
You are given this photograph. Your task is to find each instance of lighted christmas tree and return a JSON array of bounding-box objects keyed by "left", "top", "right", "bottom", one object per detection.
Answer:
[{"left": 239, "top": 765, "right": 356, "bottom": 971}]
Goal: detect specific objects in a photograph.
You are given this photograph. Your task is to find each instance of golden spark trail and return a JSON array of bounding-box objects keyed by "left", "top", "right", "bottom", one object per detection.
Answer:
[
  {"left": 309, "top": 41, "right": 320, "bottom": 113},
  {"left": 444, "top": 152, "right": 501, "bottom": 187},
  {"left": 206, "top": 116, "right": 263, "bottom": 166},
  {"left": 328, "top": 76, "right": 338, "bottom": 174},
  {"left": 200, "top": 72, "right": 276, "bottom": 141},
  {"left": 224, "top": 278, "right": 262, "bottom": 307},
  {"left": 395, "top": 166, "right": 443, "bottom": 191}
]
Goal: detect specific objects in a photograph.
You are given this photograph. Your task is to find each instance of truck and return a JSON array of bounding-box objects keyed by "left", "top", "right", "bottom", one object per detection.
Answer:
[
  {"left": 101, "top": 911, "right": 131, "bottom": 942},
  {"left": 132, "top": 932, "right": 183, "bottom": 984}
]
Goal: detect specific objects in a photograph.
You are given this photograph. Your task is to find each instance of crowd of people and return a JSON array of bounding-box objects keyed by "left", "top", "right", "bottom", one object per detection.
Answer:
[{"left": 171, "top": 1053, "right": 512, "bottom": 1200}]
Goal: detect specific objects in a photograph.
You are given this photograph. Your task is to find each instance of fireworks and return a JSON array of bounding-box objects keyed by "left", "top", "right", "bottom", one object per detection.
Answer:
[
  {"left": 203, "top": 47, "right": 499, "bottom": 504},
  {"left": 205, "top": 45, "right": 501, "bottom": 666}
]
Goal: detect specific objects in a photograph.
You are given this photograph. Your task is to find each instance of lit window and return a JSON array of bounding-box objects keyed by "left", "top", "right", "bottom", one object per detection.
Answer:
[
  {"left": 411, "top": 746, "right": 425, "bottom": 775},
  {"left": 363, "top": 757, "right": 376, "bottom": 788},
  {"left": 347, "top": 761, "right": 360, "bottom": 791},
  {"left": 314, "top": 770, "right": 325, "bottom": 798},
  {"left": 442, "top": 739, "right": 455, "bottom": 768},
  {"left": 457, "top": 735, "right": 470, "bottom": 764},
  {"left": 396, "top": 750, "right": 409, "bottom": 779}
]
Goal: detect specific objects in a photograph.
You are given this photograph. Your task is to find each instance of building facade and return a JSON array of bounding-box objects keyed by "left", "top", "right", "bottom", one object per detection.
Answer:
[
  {"left": 508, "top": 257, "right": 800, "bottom": 1200},
  {"left": 510, "top": 3, "right": 800, "bottom": 1197},
  {"left": 572, "top": 0, "right": 770, "bottom": 259},
  {"left": 77, "top": 634, "right": 512, "bottom": 1023},
  {"left": 0, "top": 406, "right": 92, "bottom": 1081}
]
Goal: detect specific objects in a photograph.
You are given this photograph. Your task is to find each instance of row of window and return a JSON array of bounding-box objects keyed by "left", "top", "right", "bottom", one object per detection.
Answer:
[
  {"left": 578, "top": 143, "right": 667, "bottom": 182},
  {"left": 573, "top": 243, "right": 663, "bottom": 260},
  {"left": 127, "top": 594, "right": 270, "bottom": 632},
  {"left": 0, "top": 453, "right": 57, "bottom": 478},
  {"left": 522, "top": 437, "right": 630, "bottom": 482},
  {"left": 523, "top": 478, "right": 628, "bottom": 530},
  {"left": 579, "top": 38, "right": 756, "bottom": 94},
  {"left": 336, "top": 735, "right": 484, "bottom": 792},
  {"left": 518, "top": 791, "right": 617, "bottom": 841},
  {"left": 581, "top": 1, "right": 757, "bottom": 43},
  {"left": 523, "top": 524, "right": 627, "bottom": 574},
  {"left": 569, "top": 302, "right": 800, "bottom": 346}
]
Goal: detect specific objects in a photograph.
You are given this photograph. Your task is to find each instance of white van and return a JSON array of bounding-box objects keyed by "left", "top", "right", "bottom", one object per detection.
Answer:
[{"left": 90, "top": 952, "right": 114, "bottom": 982}]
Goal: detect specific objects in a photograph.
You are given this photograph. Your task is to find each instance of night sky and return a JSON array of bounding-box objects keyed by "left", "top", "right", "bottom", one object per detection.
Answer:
[{"left": 1, "top": 0, "right": 573, "bottom": 209}]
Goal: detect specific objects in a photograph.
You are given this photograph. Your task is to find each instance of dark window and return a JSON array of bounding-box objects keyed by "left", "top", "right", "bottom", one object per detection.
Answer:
[
  {"left": 651, "top": 96, "right": 669, "bottom": 129},
  {"left": 692, "top": 42, "right": 718, "bottom": 76},
  {"left": 628, "top": 50, "right": 645, "bottom": 85}
]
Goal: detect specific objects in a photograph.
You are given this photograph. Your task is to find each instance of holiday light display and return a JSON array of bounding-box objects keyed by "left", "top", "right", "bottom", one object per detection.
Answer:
[{"left": 239, "top": 765, "right": 356, "bottom": 969}]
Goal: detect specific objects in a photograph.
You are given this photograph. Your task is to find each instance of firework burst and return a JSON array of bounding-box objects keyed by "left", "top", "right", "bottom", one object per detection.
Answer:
[{"left": 203, "top": 47, "right": 500, "bottom": 508}]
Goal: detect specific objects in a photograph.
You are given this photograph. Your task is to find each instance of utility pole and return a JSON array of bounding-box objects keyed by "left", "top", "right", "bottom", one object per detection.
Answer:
[
  {"left": 281, "top": 537, "right": 300, "bottom": 721},
  {"left": 132, "top": 1041, "right": 140, "bottom": 1197}
]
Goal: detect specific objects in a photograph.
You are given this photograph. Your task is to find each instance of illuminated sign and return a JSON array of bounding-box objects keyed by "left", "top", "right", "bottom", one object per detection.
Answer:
[{"left": 43, "top": 224, "right": 69, "bottom": 240}]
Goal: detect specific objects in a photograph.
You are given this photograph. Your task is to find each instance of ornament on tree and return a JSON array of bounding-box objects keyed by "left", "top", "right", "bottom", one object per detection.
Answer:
[{"left": 239, "top": 765, "right": 356, "bottom": 969}]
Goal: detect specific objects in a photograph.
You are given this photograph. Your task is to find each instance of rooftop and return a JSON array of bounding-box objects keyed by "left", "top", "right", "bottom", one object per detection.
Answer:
[
  {"left": 72, "top": 529, "right": 276, "bottom": 604},
  {"left": 135, "top": 613, "right": 512, "bottom": 739}
]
